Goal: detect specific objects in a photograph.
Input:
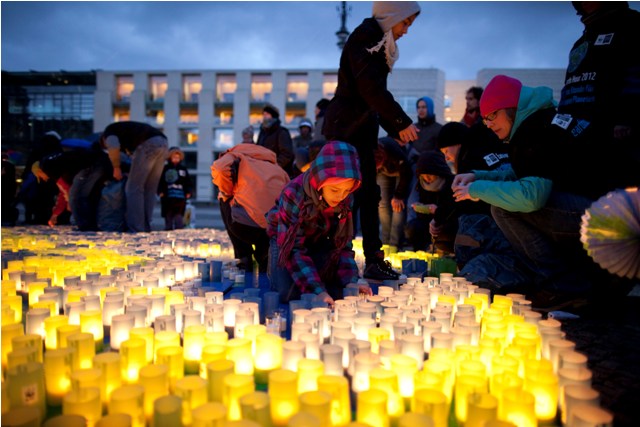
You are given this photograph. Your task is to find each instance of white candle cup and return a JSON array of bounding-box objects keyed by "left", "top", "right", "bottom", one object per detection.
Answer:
[
  {"left": 299, "top": 332, "right": 321, "bottom": 360},
  {"left": 291, "top": 322, "right": 313, "bottom": 342},
  {"left": 282, "top": 340, "right": 306, "bottom": 372},
  {"left": 126, "top": 304, "right": 148, "bottom": 328},
  {"left": 320, "top": 344, "right": 343, "bottom": 376},
  {"left": 110, "top": 314, "right": 135, "bottom": 350},
  {"left": 154, "top": 315, "right": 177, "bottom": 333}
]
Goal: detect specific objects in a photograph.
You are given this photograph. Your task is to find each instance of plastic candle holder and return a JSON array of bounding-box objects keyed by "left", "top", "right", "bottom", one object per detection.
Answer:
[
  {"left": 44, "top": 347, "right": 73, "bottom": 406},
  {"left": 109, "top": 384, "right": 145, "bottom": 427},
  {"left": 254, "top": 333, "right": 283, "bottom": 386},
  {"left": 183, "top": 324, "right": 206, "bottom": 374},
  {"left": 67, "top": 332, "right": 96, "bottom": 370},
  {"left": 207, "top": 359, "right": 236, "bottom": 403},
  {"left": 239, "top": 391, "right": 272, "bottom": 427},
  {"left": 299, "top": 390, "right": 332, "bottom": 427},
  {"left": 93, "top": 352, "right": 122, "bottom": 404},
  {"left": 63, "top": 387, "right": 102, "bottom": 427},
  {"left": 356, "top": 389, "right": 389, "bottom": 427},
  {"left": 227, "top": 338, "right": 254, "bottom": 375},
  {"left": 56, "top": 324, "right": 81, "bottom": 349},
  {"left": 268, "top": 369, "right": 299, "bottom": 426},
  {"left": 192, "top": 401, "right": 228, "bottom": 426},
  {"left": 156, "top": 345, "right": 184, "bottom": 391},
  {"left": 500, "top": 387, "right": 537, "bottom": 427},
  {"left": 174, "top": 375, "right": 208, "bottom": 426},
  {"left": 129, "top": 327, "right": 154, "bottom": 364},
  {"left": 224, "top": 374, "right": 256, "bottom": 421}
]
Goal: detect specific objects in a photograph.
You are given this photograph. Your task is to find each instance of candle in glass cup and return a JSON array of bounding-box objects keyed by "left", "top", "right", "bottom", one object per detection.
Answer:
[
  {"left": 67, "top": 332, "right": 96, "bottom": 370},
  {"left": 356, "top": 389, "right": 389, "bottom": 427},
  {"left": 268, "top": 369, "right": 299, "bottom": 426},
  {"left": 44, "top": 347, "right": 73, "bottom": 406},
  {"left": 109, "top": 384, "right": 145, "bottom": 427},
  {"left": 93, "top": 352, "right": 122, "bottom": 404},
  {"left": 224, "top": 374, "right": 256, "bottom": 421},
  {"left": 138, "top": 364, "right": 169, "bottom": 422},
  {"left": 174, "top": 375, "right": 208, "bottom": 426}
]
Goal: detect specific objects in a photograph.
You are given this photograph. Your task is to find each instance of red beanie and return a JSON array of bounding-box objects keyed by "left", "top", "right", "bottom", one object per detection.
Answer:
[{"left": 479, "top": 75, "right": 523, "bottom": 117}]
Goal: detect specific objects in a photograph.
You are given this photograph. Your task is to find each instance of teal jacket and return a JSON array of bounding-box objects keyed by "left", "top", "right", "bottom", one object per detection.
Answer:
[{"left": 469, "top": 86, "right": 556, "bottom": 212}]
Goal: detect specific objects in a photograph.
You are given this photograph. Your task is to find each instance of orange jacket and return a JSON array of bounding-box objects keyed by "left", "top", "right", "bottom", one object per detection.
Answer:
[{"left": 211, "top": 144, "right": 289, "bottom": 229}]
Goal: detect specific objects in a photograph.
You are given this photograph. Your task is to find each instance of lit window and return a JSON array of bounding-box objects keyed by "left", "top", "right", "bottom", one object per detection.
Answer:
[
  {"left": 322, "top": 74, "right": 338, "bottom": 99},
  {"left": 215, "top": 105, "right": 233, "bottom": 125},
  {"left": 286, "top": 74, "right": 308, "bottom": 102},
  {"left": 183, "top": 75, "right": 202, "bottom": 102},
  {"left": 251, "top": 74, "right": 272, "bottom": 102},
  {"left": 249, "top": 112, "right": 263, "bottom": 127},
  {"left": 180, "top": 129, "right": 199, "bottom": 147},
  {"left": 444, "top": 95, "right": 452, "bottom": 109},
  {"left": 217, "top": 75, "right": 237, "bottom": 103},
  {"left": 149, "top": 75, "right": 168, "bottom": 102},
  {"left": 180, "top": 112, "right": 199, "bottom": 124},
  {"left": 116, "top": 75, "right": 134, "bottom": 102},
  {"left": 213, "top": 129, "right": 234, "bottom": 151}
]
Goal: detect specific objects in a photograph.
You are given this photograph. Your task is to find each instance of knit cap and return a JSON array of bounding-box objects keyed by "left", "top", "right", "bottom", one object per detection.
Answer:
[
  {"left": 479, "top": 75, "right": 522, "bottom": 117},
  {"left": 416, "top": 150, "right": 453, "bottom": 178},
  {"left": 372, "top": 1, "right": 421, "bottom": 33},
  {"left": 437, "top": 122, "right": 470, "bottom": 149},
  {"left": 263, "top": 103, "right": 280, "bottom": 119}
]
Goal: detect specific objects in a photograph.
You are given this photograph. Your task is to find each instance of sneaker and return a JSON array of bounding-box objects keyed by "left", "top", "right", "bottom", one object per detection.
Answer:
[{"left": 363, "top": 259, "right": 400, "bottom": 282}]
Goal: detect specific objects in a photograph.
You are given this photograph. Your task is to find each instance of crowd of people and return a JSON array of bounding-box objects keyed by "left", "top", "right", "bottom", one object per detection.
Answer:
[{"left": 2, "top": 1, "right": 638, "bottom": 312}]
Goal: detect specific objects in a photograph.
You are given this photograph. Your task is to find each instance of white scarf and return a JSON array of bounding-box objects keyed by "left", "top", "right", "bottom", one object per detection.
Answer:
[{"left": 367, "top": 30, "right": 398, "bottom": 72}]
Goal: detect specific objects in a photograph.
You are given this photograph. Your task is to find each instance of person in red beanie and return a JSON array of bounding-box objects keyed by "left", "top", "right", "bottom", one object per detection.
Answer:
[{"left": 451, "top": 74, "right": 618, "bottom": 312}]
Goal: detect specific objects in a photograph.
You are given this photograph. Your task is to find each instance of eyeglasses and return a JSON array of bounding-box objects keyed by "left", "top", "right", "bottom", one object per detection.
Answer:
[{"left": 482, "top": 110, "right": 499, "bottom": 126}]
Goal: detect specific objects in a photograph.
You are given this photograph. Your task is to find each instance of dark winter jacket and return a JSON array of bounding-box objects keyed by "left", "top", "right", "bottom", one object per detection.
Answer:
[
  {"left": 102, "top": 121, "right": 165, "bottom": 154},
  {"left": 158, "top": 162, "right": 192, "bottom": 200},
  {"left": 257, "top": 119, "right": 294, "bottom": 175},
  {"left": 376, "top": 137, "right": 413, "bottom": 201},
  {"left": 323, "top": 17, "right": 413, "bottom": 148}
]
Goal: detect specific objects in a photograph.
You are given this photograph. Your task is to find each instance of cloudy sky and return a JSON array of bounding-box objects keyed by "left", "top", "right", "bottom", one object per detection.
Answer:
[{"left": 2, "top": 1, "right": 639, "bottom": 80}]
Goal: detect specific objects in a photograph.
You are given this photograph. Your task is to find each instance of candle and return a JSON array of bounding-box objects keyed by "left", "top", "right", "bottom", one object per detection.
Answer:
[
  {"left": 299, "top": 391, "right": 332, "bottom": 427},
  {"left": 56, "top": 324, "right": 81, "bottom": 349},
  {"left": 454, "top": 374, "right": 487, "bottom": 424},
  {"left": 352, "top": 352, "right": 380, "bottom": 393},
  {"left": 129, "top": 327, "right": 154, "bottom": 364},
  {"left": 268, "top": 369, "right": 299, "bottom": 426},
  {"left": 174, "top": 375, "right": 208, "bottom": 426},
  {"left": 6, "top": 362, "right": 47, "bottom": 418},
  {"left": 11, "top": 334, "right": 43, "bottom": 363},
  {"left": 239, "top": 391, "right": 272, "bottom": 427},
  {"left": 254, "top": 333, "right": 283, "bottom": 385},
  {"left": 282, "top": 340, "right": 306, "bottom": 372},
  {"left": 26, "top": 308, "right": 51, "bottom": 340},
  {"left": 138, "top": 364, "right": 169, "bottom": 422},
  {"left": 297, "top": 359, "right": 324, "bottom": 394},
  {"left": 2, "top": 322, "right": 24, "bottom": 372},
  {"left": 224, "top": 374, "right": 256, "bottom": 421},
  {"left": 412, "top": 388, "right": 449, "bottom": 427},
  {"left": 356, "top": 389, "right": 389, "bottom": 427},
  {"left": 109, "top": 384, "right": 145, "bottom": 427},
  {"left": 69, "top": 368, "right": 103, "bottom": 406},
  {"left": 93, "top": 352, "right": 122, "bottom": 404},
  {"left": 369, "top": 367, "right": 404, "bottom": 419},
  {"left": 316, "top": 375, "right": 351, "bottom": 427},
  {"left": 67, "top": 332, "right": 96, "bottom": 370},
  {"left": 95, "top": 414, "right": 132, "bottom": 427},
  {"left": 153, "top": 395, "right": 182, "bottom": 427},
  {"left": 43, "top": 347, "right": 73, "bottom": 406},
  {"left": 110, "top": 314, "right": 135, "bottom": 350},
  {"left": 500, "top": 387, "right": 537, "bottom": 427},
  {"left": 207, "top": 359, "right": 236, "bottom": 403},
  {"left": 567, "top": 404, "right": 613, "bottom": 427},
  {"left": 184, "top": 324, "right": 206, "bottom": 374},
  {"left": 192, "top": 402, "right": 228, "bottom": 426},
  {"left": 156, "top": 346, "right": 184, "bottom": 391},
  {"left": 227, "top": 338, "right": 254, "bottom": 375},
  {"left": 524, "top": 365, "right": 558, "bottom": 421},
  {"left": 4, "top": 294, "right": 22, "bottom": 324},
  {"left": 466, "top": 392, "right": 498, "bottom": 427},
  {"left": 42, "top": 414, "right": 87, "bottom": 427},
  {"left": 390, "top": 354, "right": 418, "bottom": 398},
  {"left": 154, "top": 331, "right": 181, "bottom": 361},
  {"left": 119, "top": 338, "right": 146, "bottom": 383},
  {"left": 63, "top": 387, "right": 102, "bottom": 427},
  {"left": 319, "top": 344, "right": 343, "bottom": 376},
  {"left": 562, "top": 385, "right": 600, "bottom": 426}
]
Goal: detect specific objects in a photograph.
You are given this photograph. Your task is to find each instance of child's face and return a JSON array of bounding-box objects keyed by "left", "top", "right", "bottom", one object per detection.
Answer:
[
  {"left": 321, "top": 179, "right": 356, "bottom": 207},
  {"left": 170, "top": 153, "right": 181, "bottom": 164}
]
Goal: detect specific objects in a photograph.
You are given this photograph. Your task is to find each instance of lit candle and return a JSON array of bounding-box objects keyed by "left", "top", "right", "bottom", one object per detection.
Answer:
[
  {"left": 2, "top": 323, "right": 25, "bottom": 371},
  {"left": 297, "top": 359, "right": 324, "bottom": 394},
  {"left": 239, "top": 391, "right": 272, "bottom": 427},
  {"left": 524, "top": 362, "right": 558, "bottom": 422},
  {"left": 4, "top": 294, "right": 22, "bottom": 324},
  {"left": 110, "top": 314, "right": 135, "bottom": 350},
  {"left": 63, "top": 387, "right": 102, "bottom": 427},
  {"left": 27, "top": 308, "right": 51, "bottom": 340},
  {"left": 369, "top": 367, "right": 405, "bottom": 420},
  {"left": 299, "top": 391, "right": 332, "bottom": 427},
  {"left": 69, "top": 368, "right": 103, "bottom": 407},
  {"left": 67, "top": 332, "right": 96, "bottom": 370},
  {"left": 93, "top": 352, "right": 122, "bottom": 404},
  {"left": 412, "top": 388, "right": 449, "bottom": 427},
  {"left": 254, "top": 333, "right": 283, "bottom": 385},
  {"left": 454, "top": 374, "right": 488, "bottom": 424},
  {"left": 562, "top": 385, "right": 600, "bottom": 426},
  {"left": 153, "top": 395, "right": 182, "bottom": 427},
  {"left": 174, "top": 375, "right": 208, "bottom": 426},
  {"left": 44, "top": 347, "right": 73, "bottom": 406},
  {"left": 56, "top": 324, "right": 81, "bottom": 349},
  {"left": 567, "top": 404, "right": 613, "bottom": 427},
  {"left": 5, "top": 361, "right": 46, "bottom": 418},
  {"left": 192, "top": 402, "right": 228, "bottom": 427},
  {"left": 138, "top": 364, "right": 169, "bottom": 422},
  {"left": 390, "top": 354, "right": 418, "bottom": 398},
  {"left": 356, "top": 389, "right": 389, "bottom": 427},
  {"left": 11, "top": 334, "right": 43, "bottom": 363},
  {"left": 268, "top": 369, "right": 299, "bottom": 426},
  {"left": 352, "top": 352, "right": 380, "bottom": 393},
  {"left": 224, "top": 374, "right": 256, "bottom": 421},
  {"left": 184, "top": 324, "right": 206, "bottom": 374},
  {"left": 466, "top": 392, "right": 498, "bottom": 427},
  {"left": 120, "top": 338, "right": 146, "bottom": 383},
  {"left": 500, "top": 387, "right": 537, "bottom": 427},
  {"left": 129, "top": 327, "right": 154, "bottom": 364},
  {"left": 154, "top": 330, "right": 181, "bottom": 361},
  {"left": 319, "top": 344, "right": 343, "bottom": 376},
  {"left": 316, "top": 375, "right": 351, "bottom": 427},
  {"left": 109, "top": 384, "right": 145, "bottom": 427},
  {"left": 207, "top": 359, "right": 236, "bottom": 403},
  {"left": 156, "top": 346, "right": 184, "bottom": 391},
  {"left": 227, "top": 338, "right": 254, "bottom": 375}
]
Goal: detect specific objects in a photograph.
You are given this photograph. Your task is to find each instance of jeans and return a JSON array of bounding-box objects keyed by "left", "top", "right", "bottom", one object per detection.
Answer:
[
  {"left": 69, "top": 158, "right": 111, "bottom": 231},
  {"left": 377, "top": 173, "right": 406, "bottom": 247},
  {"left": 125, "top": 136, "right": 168, "bottom": 232},
  {"left": 491, "top": 190, "right": 595, "bottom": 294},
  {"left": 352, "top": 140, "right": 382, "bottom": 262}
]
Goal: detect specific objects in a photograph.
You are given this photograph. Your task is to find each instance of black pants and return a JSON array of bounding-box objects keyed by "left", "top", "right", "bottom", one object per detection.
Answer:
[{"left": 219, "top": 198, "right": 269, "bottom": 272}]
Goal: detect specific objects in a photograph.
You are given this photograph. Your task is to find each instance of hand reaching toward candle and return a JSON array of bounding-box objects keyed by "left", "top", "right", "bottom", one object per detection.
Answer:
[
  {"left": 358, "top": 285, "right": 373, "bottom": 297},
  {"left": 317, "top": 291, "right": 335, "bottom": 309},
  {"left": 452, "top": 172, "right": 476, "bottom": 188},
  {"left": 452, "top": 173, "right": 479, "bottom": 202},
  {"left": 398, "top": 124, "right": 419, "bottom": 145}
]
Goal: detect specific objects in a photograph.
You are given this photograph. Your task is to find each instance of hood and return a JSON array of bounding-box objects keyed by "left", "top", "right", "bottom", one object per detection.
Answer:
[
  {"left": 417, "top": 96, "right": 436, "bottom": 122},
  {"left": 511, "top": 86, "right": 556, "bottom": 140},
  {"left": 308, "top": 141, "right": 361, "bottom": 192},
  {"left": 227, "top": 143, "right": 279, "bottom": 164},
  {"left": 415, "top": 150, "right": 452, "bottom": 178}
]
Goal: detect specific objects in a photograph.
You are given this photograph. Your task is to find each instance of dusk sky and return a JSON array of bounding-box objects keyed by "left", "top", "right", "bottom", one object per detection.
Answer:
[{"left": 2, "top": 1, "right": 639, "bottom": 80}]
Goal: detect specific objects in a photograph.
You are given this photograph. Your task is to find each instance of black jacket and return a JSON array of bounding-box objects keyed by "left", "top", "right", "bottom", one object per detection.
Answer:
[
  {"left": 323, "top": 18, "right": 413, "bottom": 148},
  {"left": 376, "top": 137, "right": 413, "bottom": 200},
  {"left": 257, "top": 119, "right": 294, "bottom": 175},
  {"left": 103, "top": 121, "right": 165, "bottom": 154}
]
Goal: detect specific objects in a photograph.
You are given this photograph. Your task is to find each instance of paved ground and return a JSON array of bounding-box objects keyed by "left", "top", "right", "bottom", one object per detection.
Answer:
[{"left": 10, "top": 201, "right": 640, "bottom": 426}]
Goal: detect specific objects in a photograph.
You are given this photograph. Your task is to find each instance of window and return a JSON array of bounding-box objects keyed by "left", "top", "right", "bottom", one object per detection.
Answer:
[
  {"left": 251, "top": 74, "right": 272, "bottom": 102},
  {"left": 116, "top": 75, "right": 134, "bottom": 102},
  {"left": 184, "top": 151, "right": 197, "bottom": 170},
  {"left": 286, "top": 74, "right": 308, "bottom": 102},
  {"left": 215, "top": 105, "right": 233, "bottom": 125},
  {"left": 27, "top": 93, "right": 94, "bottom": 120},
  {"left": 149, "top": 75, "right": 168, "bottom": 102},
  {"left": 322, "top": 73, "right": 338, "bottom": 99},
  {"left": 396, "top": 96, "right": 419, "bottom": 120},
  {"left": 183, "top": 75, "right": 202, "bottom": 102},
  {"left": 216, "top": 74, "right": 237, "bottom": 103},
  {"left": 179, "top": 129, "right": 199, "bottom": 147},
  {"left": 213, "top": 129, "right": 234, "bottom": 151},
  {"left": 249, "top": 111, "right": 263, "bottom": 127},
  {"left": 180, "top": 111, "right": 199, "bottom": 124}
]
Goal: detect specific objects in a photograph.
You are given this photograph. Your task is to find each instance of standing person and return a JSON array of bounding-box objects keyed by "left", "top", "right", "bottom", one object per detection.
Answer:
[
  {"left": 460, "top": 86, "right": 484, "bottom": 128},
  {"left": 257, "top": 103, "right": 295, "bottom": 176},
  {"left": 212, "top": 143, "right": 289, "bottom": 272},
  {"left": 293, "top": 118, "right": 314, "bottom": 151},
  {"left": 1, "top": 152, "right": 18, "bottom": 226},
  {"left": 158, "top": 147, "right": 192, "bottom": 231},
  {"left": 558, "top": 1, "right": 640, "bottom": 191},
  {"left": 266, "top": 141, "right": 370, "bottom": 305},
  {"left": 313, "top": 98, "right": 330, "bottom": 142},
  {"left": 240, "top": 126, "right": 255, "bottom": 144},
  {"left": 323, "top": 1, "right": 421, "bottom": 282},
  {"left": 102, "top": 121, "right": 169, "bottom": 232},
  {"left": 375, "top": 136, "right": 412, "bottom": 253},
  {"left": 412, "top": 96, "right": 442, "bottom": 156}
]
